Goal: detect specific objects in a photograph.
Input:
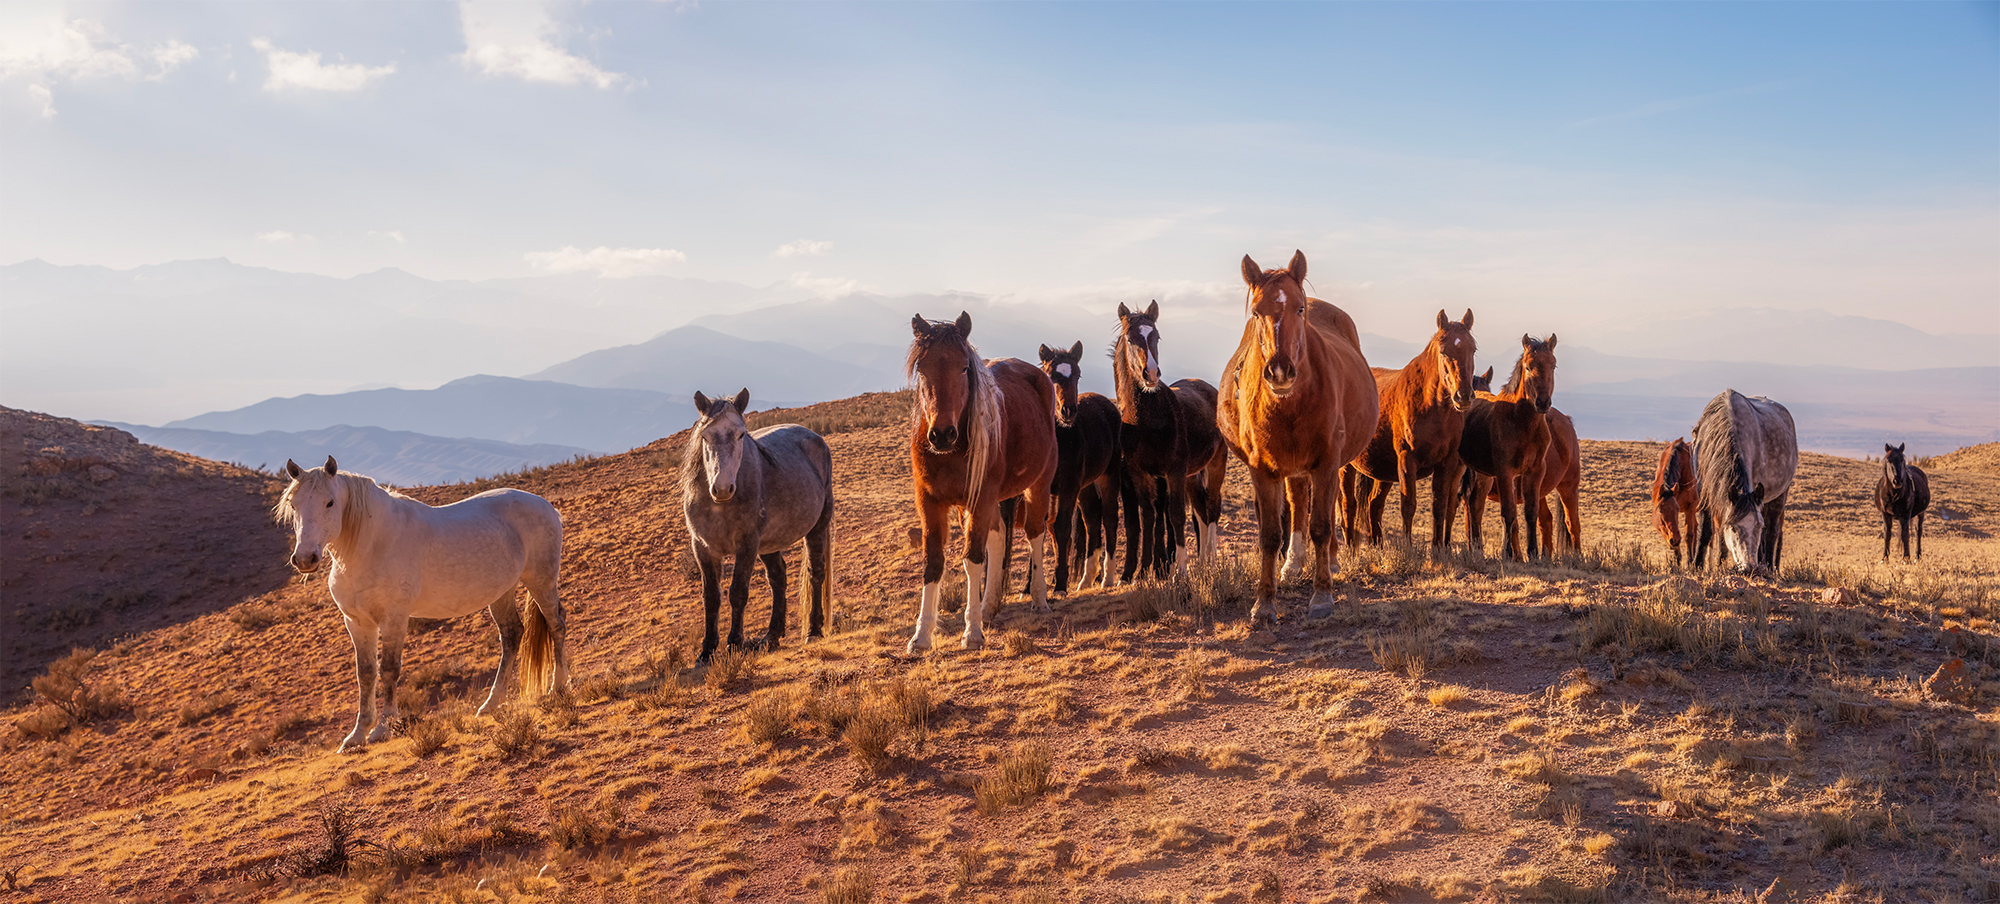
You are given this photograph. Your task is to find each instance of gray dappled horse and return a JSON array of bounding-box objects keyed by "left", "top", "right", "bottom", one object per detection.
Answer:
[
  {"left": 1693, "top": 390, "right": 1798, "bottom": 574},
  {"left": 682, "top": 389, "right": 835, "bottom": 665}
]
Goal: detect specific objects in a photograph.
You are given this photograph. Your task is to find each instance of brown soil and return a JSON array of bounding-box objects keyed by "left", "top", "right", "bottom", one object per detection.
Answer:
[{"left": 0, "top": 403, "right": 1994, "bottom": 904}]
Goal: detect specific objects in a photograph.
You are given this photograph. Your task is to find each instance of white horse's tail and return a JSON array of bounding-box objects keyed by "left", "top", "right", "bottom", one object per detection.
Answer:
[{"left": 519, "top": 595, "right": 556, "bottom": 699}]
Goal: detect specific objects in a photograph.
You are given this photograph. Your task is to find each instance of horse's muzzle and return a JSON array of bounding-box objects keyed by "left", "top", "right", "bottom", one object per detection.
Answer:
[
  {"left": 1056, "top": 403, "right": 1076, "bottom": 428},
  {"left": 1452, "top": 390, "right": 1473, "bottom": 410},
  {"left": 710, "top": 484, "right": 736, "bottom": 503},
  {"left": 927, "top": 425, "right": 959, "bottom": 453},
  {"left": 1263, "top": 361, "right": 1296, "bottom": 387},
  {"left": 291, "top": 551, "right": 323, "bottom": 574}
]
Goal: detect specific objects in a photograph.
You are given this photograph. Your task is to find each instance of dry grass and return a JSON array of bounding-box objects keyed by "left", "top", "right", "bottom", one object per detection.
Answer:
[
  {"left": 488, "top": 709, "right": 542, "bottom": 761},
  {"left": 820, "top": 865, "right": 874, "bottom": 904},
  {"left": 1426, "top": 684, "right": 1470, "bottom": 707},
  {"left": 974, "top": 742, "right": 1053, "bottom": 814}
]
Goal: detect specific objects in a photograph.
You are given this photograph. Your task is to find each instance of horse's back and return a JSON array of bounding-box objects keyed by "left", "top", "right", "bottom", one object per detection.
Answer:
[
  {"left": 1731, "top": 392, "right": 1798, "bottom": 496},
  {"left": 1304, "top": 298, "right": 1363, "bottom": 351},
  {"left": 751, "top": 424, "right": 835, "bottom": 486},
  {"left": 747, "top": 424, "right": 835, "bottom": 551},
  {"left": 988, "top": 357, "right": 1060, "bottom": 493}
]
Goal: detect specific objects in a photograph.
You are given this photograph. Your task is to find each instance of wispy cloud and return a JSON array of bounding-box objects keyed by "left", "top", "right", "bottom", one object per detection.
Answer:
[
  {"left": 0, "top": 11, "right": 197, "bottom": 117},
  {"left": 251, "top": 38, "right": 395, "bottom": 93},
  {"left": 368, "top": 230, "right": 406, "bottom": 244},
  {"left": 788, "top": 272, "right": 863, "bottom": 295},
  {"left": 774, "top": 239, "right": 832, "bottom": 258},
  {"left": 256, "top": 230, "right": 310, "bottom": 243},
  {"left": 457, "top": 1, "right": 632, "bottom": 90},
  {"left": 525, "top": 245, "right": 684, "bottom": 277}
]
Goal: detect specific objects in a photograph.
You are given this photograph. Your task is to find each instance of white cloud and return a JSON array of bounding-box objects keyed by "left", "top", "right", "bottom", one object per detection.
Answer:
[
  {"left": 774, "top": 239, "right": 832, "bottom": 258},
  {"left": 0, "top": 10, "right": 198, "bottom": 116},
  {"left": 525, "top": 246, "right": 684, "bottom": 278},
  {"left": 251, "top": 38, "right": 395, "bottom": 93},
  {"left": 368, "top": 230, "right": 406, "bottom": 244},
  {"left": 256, "top": 230, "right": 311, "bottom": 243},
  {"left": 457, "top": 1, "right": 631, "bottom": 90},
  {"left": 788, "top": 272, "right": 863, "bottom": 295}
]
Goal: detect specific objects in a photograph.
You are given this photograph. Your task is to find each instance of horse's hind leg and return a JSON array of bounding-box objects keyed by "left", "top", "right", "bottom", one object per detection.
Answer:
[
  {"left": 806, "top": 496, "right": 833, "bottom": 639},
  {"left": 727, "top": 544, "right": 756, "bottom": 652},
  {"left": 1915, "top": 513, "right": 1924, "bottom": 561},
  {"left": 1052, "top": 484, "right": 1078, "bottom": 595},
  {"left": 759, "top": 551, "right": 789, "bottom": 651},
  {"left": 480, "top": 592, "right": 526, "bottom": 715},
  {"left": 339, "top": 614, "right": 379, "bottom": 753},
  {"left": 368, "top": 617, "right": 409, "bottom": 744}
]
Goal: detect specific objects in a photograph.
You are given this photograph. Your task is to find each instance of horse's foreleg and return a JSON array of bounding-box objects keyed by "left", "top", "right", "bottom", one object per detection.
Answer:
[
  {"left": 760, "top": 551, "right": 789, "bottom": 651},
  {"left": 368, "top": 617, "right": 409, "bottom": 744},
  {"left": 1307, "top": 461, "right": 1342, "bottom": 619},
  {"left": 480, "top": 593, "right": 526, "bottom": 715},
  {"left": 908, "top": 501, "right": 948, "bottom": 655},
  {"left": 727, "top": 543, "right": 756, "bottom": 651},
  {"left": 1165, "top": 478, "right": 1190, "bottom": 581},
  {"left": 697, "top": 550, "right": 725, "bottom": 664},
  {"left": 1078, "top": 485, "right": 1103, "bottom": 588},
  {"left": 1119, "top": 469, "right": 1143, "bottom": 585},
  {"left": 1496, "top": 470, "right": 1522, "bottom": 562},
  {"left": 1024, "top": 481, "right": 1054, "bottom": 612},
  {"left": 1249, "top": 471, "right": 1287, "bottom": 626},
  {"left": 1052, "top": 485, "right": 1078, "bottom": 596},
  {"left": 1281, "top": 474, "right": 1311, "bottom": 580},
  {"left": 961, "top": 504, "right": 1003, "bottom": 651},
  {"left": 1397, "top": 454, "right": 1420, "bottom": 542},
  {"left": 1915, "top": 512, "right": 1924, "bottom": 560},
  {"left": 806, "top": 498, "right": 833, "bottom": 639},
  {"left": 1431, "top": 459, "right": 1464, "bottom": 548},
  {"left": 339, "top": 614, "right": 378, "bottom": 753}
]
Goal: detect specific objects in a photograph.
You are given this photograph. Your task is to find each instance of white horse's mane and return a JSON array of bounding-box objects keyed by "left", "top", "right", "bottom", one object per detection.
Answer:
[{"left": 274, "top": 469, "right": 409, "bottom": 548}]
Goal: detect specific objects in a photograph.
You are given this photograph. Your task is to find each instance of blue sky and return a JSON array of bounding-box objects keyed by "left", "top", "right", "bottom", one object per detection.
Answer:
[{"left": 3, "top": 1, "right": 1995, "bottom": 338}]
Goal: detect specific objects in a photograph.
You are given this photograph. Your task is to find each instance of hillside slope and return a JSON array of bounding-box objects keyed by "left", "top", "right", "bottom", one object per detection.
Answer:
[{"left": 0, "top": 401, "right": 1995, "bottom": 903}]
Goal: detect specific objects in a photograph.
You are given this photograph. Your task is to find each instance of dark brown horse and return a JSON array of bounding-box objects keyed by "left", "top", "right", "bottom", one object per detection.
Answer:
[
  {"left": 905, "top": 312, "right": 1059, "bottom": 653},
  {"left": 1218, "top": 252, "right": 1379, "bottom": 623},
  {"left": 1036, "top": 341, "right": 1121, "bottom": 591},
  {"left": 1112, "top": 301, "right": 1229, "bottom": 582},
  {"left": 1458, "top": 335, "right": 1558, "bottom": 560},
  {"left": 1651, "top": 437, "right": 1700, "bottom": 566},
  {"left": 1343, "top": 309, "right": 1478, "bottom": 548},
  {"left": 1874, "top": 442, "right": 1930, "bottom": 560}
]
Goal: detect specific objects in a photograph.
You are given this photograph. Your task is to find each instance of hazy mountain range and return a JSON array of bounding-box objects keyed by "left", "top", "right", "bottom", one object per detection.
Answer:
[
  {"left": 101, "top": 422, "right": 594, "bottom": 487},
  {"left": 8, "top": 258, "right": 1995, "bottom": 477}
]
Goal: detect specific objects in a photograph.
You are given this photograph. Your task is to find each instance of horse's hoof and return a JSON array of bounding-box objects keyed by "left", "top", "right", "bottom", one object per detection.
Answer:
[
  {"left": 1249, "top": 601, "right": 1276, "bottom": 627},
  {"left": 961, "top": 634, "right": 985, "bottom": 651},
  {"left": 1306, "top": 591, "right": 1338, "bottom": 621},
  {"left": 760, "top": 635, "right": 783, "bottom": 653},
  {"left": 905, "top": 637, "right": 933, "bottom": 656},
  {"left": 338, "top": 736, "right": 366, "bottom": 754}
]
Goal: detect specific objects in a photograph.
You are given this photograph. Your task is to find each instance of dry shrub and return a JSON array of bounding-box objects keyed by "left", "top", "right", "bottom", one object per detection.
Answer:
[
  {"left": 30, "top": 648, "right": 127, "bottom": 732},
  {"left": 836, "top": 798, "right": 900, "bottom": 857},
  {"left": 1136, "top": 816, "right": 1206, "bottom": 852},
  {"left": 1187, "top": 554, "right": 1256, "bottom": 613},
  {"left": 1811, "top": 802, "right": 1888, "bottom": 853},
  {"left": 228, "top": 602, "right": 285, "bottom": 632},
  {"left": 405, "top": 716, "right": 452, "bottom": 758},
  {"left": 1177, "top": 648, "right": 1213, "bottom": 700},
  {"left": 742, "top": 687, "right": 804, "bottom": 747},
  {"left": 1002, "top": 632, "right": 1041, "bottom": 658},
  {"left": 1366, "top": 625, "right": 1435, "bottom": 679},
  {"left": 805, "top": 684, "right": 861, "bottom": 739},
  {"left": 1326, "top": 799, "right": 1446, "bottom": 859},
  {"left": 272, "top": 800, "right": 367, "bottom": 879},
  {"left": 881, "top": 675, "right": 934, "bottom": 731},
  {"left": 705, "top": 648, "right": 758, "bottom": 691},
  {"left": 489, "top": 709, "right": 542, "bottom": 761},
  {"left": 547, "top": 799, "right": 622, "bottom": 849},
  {"left": 822, "top": 866, "right": 874, "bottom": 904},
  {"left": 845, "top": 700, "right": 899, "bottom": 768},
  {"left": 538, "top": 683, "right": 578, "bottom": 729},
  {"left": 975, "top": 741, "right": 1053, "bottom": 814},
  {"left": 1127, "top": 743, "right": 1188, "bottom": 772},
  {"left": 1499, "top": 751, "right": 1570, "bottom": 786},
  {"left": 1426, "top": 685, "right": 1470, "bottom": 707},
  {"left": 1582, "top": 579, "right": 1730, "bottom": 664}
]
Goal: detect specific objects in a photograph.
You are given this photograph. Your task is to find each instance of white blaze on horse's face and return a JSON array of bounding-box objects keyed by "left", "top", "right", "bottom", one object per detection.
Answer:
[
  {"left": 1253, "top": 281, "right": 1303, "bottom": 397},
  {"left": 701, "top": 409, "right": 748, "bottom": 503},
  {"left": 1721, "top": 504, "right": 1763, "bottom": 571},
  {"left": 287, "top": 476, "right": 341, "bottom": 573}
]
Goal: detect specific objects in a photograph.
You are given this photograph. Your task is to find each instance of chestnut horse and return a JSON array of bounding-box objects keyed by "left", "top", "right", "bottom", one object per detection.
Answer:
[
  {"left": 1218, "top": 251, "right": 1379, "bottom": 623},
  {"left": 1874, "top": 442, "right": 1930, "bottom": 561},
  {"left": 1458, "top": 335, "right": 1558, "bottom": 560},
  {"left": 1652, "top": 437, "right": 1700, "bottom": 566},
  {"left": 1463, "top": 367, "right": 1580, "bottom": 556},
  {"left": 905, "top": 312, "right": 1059, "bottom": 653},
  {"left": 1343, "top": 309, "right": 1478, "bottom": 548},
  {"left": 1112, "top": 301, "right": 1229, "bottom": 582}
]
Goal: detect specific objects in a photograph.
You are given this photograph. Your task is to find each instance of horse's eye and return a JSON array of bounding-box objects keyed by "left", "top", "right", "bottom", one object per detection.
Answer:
[{"left": 325, "top": 500, "right": 334, "bottom": 508}]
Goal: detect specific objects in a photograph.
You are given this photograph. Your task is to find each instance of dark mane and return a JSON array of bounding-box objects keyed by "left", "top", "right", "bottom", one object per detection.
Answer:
[
  {"left": 1499, "top": 337, "right": 1548, "bottom": 397},
  {"left": 1693, "top": 392, "right": 1753, "bottom": 518}
]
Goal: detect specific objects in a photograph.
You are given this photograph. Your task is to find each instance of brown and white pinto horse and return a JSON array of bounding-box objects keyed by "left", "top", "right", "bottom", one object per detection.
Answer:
[
  {"left": 1458, "top": 335, "right": 1558, "bottom": 560},
  {"left": 1652, "top": 437, "right": 1700, "bottom": 566},
  {"left": 1112, "top": 301, "right": 1229, "bottom": 582},
  {"left": 905, "top": 312, "right": 1059, "bottom": 653},
  {"left": 1218, "top": 251, "right": 1379, "bottom": 623},
  {"left": 1343, "top": 309, "right": 1478, "bottom": 548}
]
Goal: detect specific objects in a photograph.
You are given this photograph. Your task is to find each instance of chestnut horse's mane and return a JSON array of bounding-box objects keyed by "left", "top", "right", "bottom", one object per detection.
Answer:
[{"left": 907, "top": 321, "right": 1003, "bottom": 506}]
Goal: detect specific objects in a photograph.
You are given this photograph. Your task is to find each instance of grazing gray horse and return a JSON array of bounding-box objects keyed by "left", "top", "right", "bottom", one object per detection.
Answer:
[
  {"left": 1693, "top": 390, "right": 1798, "bottom": 573},
  {"left": 682, "top": 388, "right": 835, "bottom": 665}
]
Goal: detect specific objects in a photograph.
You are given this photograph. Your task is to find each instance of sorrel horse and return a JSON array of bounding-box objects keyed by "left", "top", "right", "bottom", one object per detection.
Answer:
[
  {"left": 1458, "top": 335, "right": 1558, "bottom": 561},
  {"left": 1343, "top": 309, "right": 1477, "bottom": 548},
  {"left": 277, "top": 456, "right": 566, "bottom": 753},
  {"left": 1651, "top": 437, "right": 1700, "bottom": 566},
  {"left": 1217, "top": 252, "right": 1379, "bottom": 623},
  {"left": 1037, "top": 341, "right": 1121, "bottom": 591},
  {"left": 1692, "top": 390, "right": 1797, "bottom": 573},
  {"left": 906, "top": 312, "right": 1059, "bottom": 653},
  {"left": 1112, "top": 301, "right": 1229, "bottom": 582},
  {"left": 682, "top": 388, "right": 835, "bottom": 665},
  {"left": 1874, "top": 442, "right": 1930, "bottom": 561},
  {"left": 1466, "top": 407, "right": 1581, "bottom": 557}
]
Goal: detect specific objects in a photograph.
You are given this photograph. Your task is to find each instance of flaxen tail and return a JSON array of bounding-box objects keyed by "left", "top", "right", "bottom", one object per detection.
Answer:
[{"left": 518, "top": 593, "right": 556, "bottom": 699}]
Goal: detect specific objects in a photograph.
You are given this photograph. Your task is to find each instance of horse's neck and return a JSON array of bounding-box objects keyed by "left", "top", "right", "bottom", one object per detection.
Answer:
[
  {"left": 331, "top": 477, "right": 397, "bottom": 558},
  {"left": 1113, "top": 341, "right": 1147, "bottom": 422},
  {"left": 1406, "top": 342, "right": 1445, "bottom": 405}
]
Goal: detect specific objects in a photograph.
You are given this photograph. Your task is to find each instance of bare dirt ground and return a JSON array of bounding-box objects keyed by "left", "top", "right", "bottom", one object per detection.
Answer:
[{"left": 1, "top": 397, "right": 1995, "bottom": 904}]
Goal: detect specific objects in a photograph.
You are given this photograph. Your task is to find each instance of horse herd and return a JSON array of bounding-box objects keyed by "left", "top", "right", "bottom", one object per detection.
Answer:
[{"left": 271, "top": 250, "right": 1936, "bottom": 752}]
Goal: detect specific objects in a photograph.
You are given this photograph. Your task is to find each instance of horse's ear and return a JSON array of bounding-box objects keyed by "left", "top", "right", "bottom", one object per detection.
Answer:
[
  {"left": 1481, "top": 366, "right": 1493, "bottom": 381},
  {"left": 1145, "top": 299, "right": 1159, "bottom": 320},
  {"left": 1462, "top": 309, "right": 1474, "bottom": 328},
  {"left": 1896, "top": 443, "right": 1906, "bottom": 454},
  {"left": 324, "top": 456, "right": 338, "bottom": 476},
  {"left": 1546, "top": 333, "right": 1558, "bottom": 350},
  {"left": 1521, "top": 334, "right": 1533, "bottom": 348},
  {"left": 1038, "top": 344, "right": 1056, "bottom": 362},
  {"left": 733, "top": 388, "right": 750, "bottom": 413},
  {"left": 1118, "top": 302, "right": 1132, "bottom": 318},
  {"left": 1436, "top": 309, "right": 1449, "bottom": 331},
  {"left": 1286, "top": 250, "right": 1307, "bottom": 284},
  {"left": 1240, "top": 255, "right": 1262, "bottom": 288},
  {"left": 1069, "top": 340, "right": 1083, "bottom": 358},
  {"left": 285, "top": 459, "right": 302, "bottom": 480},
  {"left": 954, "top": 311, "right": 973, "bottom": 339},
  {"left": 693, "top": 391, "right": 710, "bottom": 416},
  {"left": 910, "top": 315, "right": 927, "bottom": 338}
]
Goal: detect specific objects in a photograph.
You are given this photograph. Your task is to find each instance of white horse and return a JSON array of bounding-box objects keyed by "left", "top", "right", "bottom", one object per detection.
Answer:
[{"left": 276, "top": 456, "right": 567, "bottom": 752}]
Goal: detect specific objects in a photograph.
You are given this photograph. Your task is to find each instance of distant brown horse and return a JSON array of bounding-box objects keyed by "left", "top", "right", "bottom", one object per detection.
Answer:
[
  {"left": 1651, "top": 437, "right": 1700, "bottom": 566},
  {"left": 1468, "top": 407, "right": 1581, "bottom": 557},
  {"left": 1343, "top": 309, "right": 1478, "bottom": 548},
  {"left": 1218, "top": 251, "right": 1379, "bottom": 623},
  {"left": 1874, "top": 442, "right": 1930, "bottom": 561},
  {"left": 1458, "top": 335, "right": 1558, "bottom": 560},
  {"left": 905, "top": 312, "right": 1059, "bottom": 653},
  {"left": 1112, "top": 301, "right": 1229, "bottom": 582}
]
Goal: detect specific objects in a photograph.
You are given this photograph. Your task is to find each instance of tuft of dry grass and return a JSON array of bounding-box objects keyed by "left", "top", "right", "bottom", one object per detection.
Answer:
[
  {"left": 1426, "top": 684, "right": 1470, "bottom": 707},
  {"left": 489, "top": 709, "right": 542, "bottom": 761},
  {"left": 705, "top": 648, "right": 758, "bottom": 691},
  {"left": 844, "top": 700, "right": 899, "bottom": 768},
  {"left": 547, "top": 799, "right": 622, "bottom": 849},
  {"left": 741, "top": 687, "right": 804, "bottom": 747},
  {"left": 1499, "top": 750, "right": 1570, "bottom": 786},
  {"left": 974, "top": 741, "right": 1053, "bottom": 814},
  {"left": 29, "top": 648, "right": 128, "bottom": 733},
  {"left": 405, "top": 715, "right": 452, "bottom": 758},
  {"left": 821, "top": 866, "right": 874, "bottom": 904}
]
